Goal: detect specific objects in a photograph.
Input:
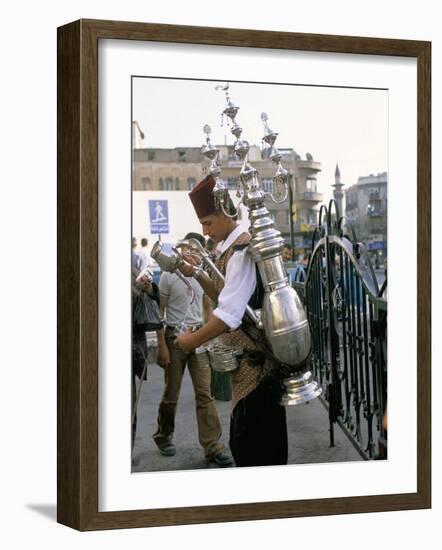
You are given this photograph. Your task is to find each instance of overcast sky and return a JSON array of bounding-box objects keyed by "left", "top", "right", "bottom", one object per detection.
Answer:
[{"left": 133, "top": 77, "right": 388, "bottom": 203}]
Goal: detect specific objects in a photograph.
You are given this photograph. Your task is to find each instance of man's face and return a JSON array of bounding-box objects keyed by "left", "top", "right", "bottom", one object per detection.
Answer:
[
  {"left": 282, "top": 247, "right": 292, "bottom": 262},
  {"left": 199, "top": 212, "right": 231, "bottom": 244}
]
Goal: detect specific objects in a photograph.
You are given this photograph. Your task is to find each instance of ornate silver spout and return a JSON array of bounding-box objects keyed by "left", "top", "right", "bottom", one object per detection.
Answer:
[{"left": 150, "top": 241, "right": 195, "bottom": 304}]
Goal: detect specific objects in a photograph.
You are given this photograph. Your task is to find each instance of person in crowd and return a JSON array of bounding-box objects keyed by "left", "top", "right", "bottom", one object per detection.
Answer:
[
  {"left": 282, "top": 243, "right": 294, "bottom": 263},
  {"left": 132, "top": 237, "right": 142, "bottom": 271},
  {"left": 153, "top": 231, "right": 233, "bottom": 467},
  {"left": 139, "top": 237, "right": 151, "bottom": 271},
  {"left": 131, "top": 265, "right": 160, "bottom": 454},
  {"left": 174, "top": 175, "right": 288, "bottom": 467}
]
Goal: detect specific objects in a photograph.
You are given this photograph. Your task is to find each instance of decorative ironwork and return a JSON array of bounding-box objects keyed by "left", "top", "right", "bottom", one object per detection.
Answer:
[{"left": 300, "top": 199, "right": 387, "bottom": 459}]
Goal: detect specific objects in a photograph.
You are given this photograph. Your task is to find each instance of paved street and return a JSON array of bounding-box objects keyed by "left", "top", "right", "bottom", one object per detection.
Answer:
[{"left": 132, "top": 360, "right": 362, "bottom": 472}]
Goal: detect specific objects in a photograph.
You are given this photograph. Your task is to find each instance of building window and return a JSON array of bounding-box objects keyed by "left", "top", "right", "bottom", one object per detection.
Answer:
[
  {"left": 227, "top": 177, "right": 237, "bottom": 190},
  {"left": 367, "top": 203, "right": 381, "bottom": 216},
  {"left": 141, "top": 177, "right": 150, "bottom": 190},
  {"left": 175, "top": 178, "right": 180, "bottom": 190},
  {"left": 262, "top": 178, "right": 273, "bottom": 193},
  {"left": 148, "top": 151, "right": 156, "bottom": 161},
  {"left": 306, "top": 178, "right": 317, "bottom": 192},
  {"left": 159, "top": 177, "right": 175, "bottom": 191},
  {"left": 187, "top": 178, "right": 196, "bottom": 190},
  {"left": 308, "top": 211, "right": 317, "bottom": 225},
  {"left": 178, "top": 150, "right": 186, "bottom": 162}
]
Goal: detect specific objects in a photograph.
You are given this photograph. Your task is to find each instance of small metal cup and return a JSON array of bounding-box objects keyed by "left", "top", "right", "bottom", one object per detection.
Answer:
[{"left": 208, "top": 344, "right": 242, "bottom": 372}]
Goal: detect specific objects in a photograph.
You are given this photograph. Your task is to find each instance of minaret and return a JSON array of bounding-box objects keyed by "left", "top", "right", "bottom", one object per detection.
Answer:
[{"left": 332, "top": 163, "right": 345, "bottom": 218}]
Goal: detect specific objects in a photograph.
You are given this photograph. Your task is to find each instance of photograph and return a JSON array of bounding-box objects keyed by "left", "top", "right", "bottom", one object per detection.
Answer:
[
  {"left": 55, "top": 17, "right": 430, "bottom": 530},
  {"left": 2, "top": 0, "right": 438, "bottom": 544},
  {"left": 130, "top": 77, "right": 389, "bottom": 473}
]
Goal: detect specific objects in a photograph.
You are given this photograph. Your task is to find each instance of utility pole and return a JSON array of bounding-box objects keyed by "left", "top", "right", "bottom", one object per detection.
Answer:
[{"left": 288, "top": 173, "right": 295, "bottom": 253}]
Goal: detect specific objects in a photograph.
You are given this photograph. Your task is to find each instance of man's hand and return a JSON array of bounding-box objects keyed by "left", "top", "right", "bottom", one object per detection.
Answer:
[
  {"left": 182, "top": 252, "right": 200, "bottom": 267},
  {"left": 156, "top": 342, "right": 171, "bottom": 369},
  {"left": 175, "top": 329, "right": 197, "bottom": 353},
  {"left": 177, "top": 252, "right": 201, "bottom": 277},
  {"left": 137, "top": 278, "right": 153, "bottom": 293},
  {"left": 175, "top": 316, "right": 229, "bottom": 354},
  {"left": 135, "top": 271, "right": 154, "bottom": 294},
  {"left": 177, "top": 261, "right": 196, "bottom": 278}
]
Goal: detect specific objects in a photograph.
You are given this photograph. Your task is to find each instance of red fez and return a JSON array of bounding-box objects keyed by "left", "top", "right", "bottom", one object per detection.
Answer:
[{"left": 189, "top": 175, "right": 217, "bottom": 219}]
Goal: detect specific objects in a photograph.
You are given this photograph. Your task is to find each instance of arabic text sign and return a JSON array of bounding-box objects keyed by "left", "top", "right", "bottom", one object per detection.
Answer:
[{"left": 149, "top": 200, "right": 169, "bottom": 234}]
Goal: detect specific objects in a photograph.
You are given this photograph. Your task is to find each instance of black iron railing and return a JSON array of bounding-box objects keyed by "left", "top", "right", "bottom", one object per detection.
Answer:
[{"left": 296, "top": 200, "right": 387, "bottom": 460}]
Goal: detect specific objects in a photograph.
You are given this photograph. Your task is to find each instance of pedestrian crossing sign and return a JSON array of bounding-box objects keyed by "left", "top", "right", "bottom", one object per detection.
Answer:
[{"left": 149, "top": 200, "right": 169, "bottom": 234}]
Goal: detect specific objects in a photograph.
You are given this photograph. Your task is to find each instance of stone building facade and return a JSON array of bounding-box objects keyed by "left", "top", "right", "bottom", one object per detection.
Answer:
[
  {"left": 345, "top": 172, "right": 388, "bottom": 261},
  {"left": 133, "top": 145, "right": 323, "bottom": 258}
]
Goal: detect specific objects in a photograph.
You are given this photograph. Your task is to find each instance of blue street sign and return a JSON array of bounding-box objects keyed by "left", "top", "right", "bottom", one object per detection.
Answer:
[
  {"left": 149, "top": 200, "right": 169, "bottom": 234},
  {"left": 368, "top": 241, "right": 385, "bottom": 250}
]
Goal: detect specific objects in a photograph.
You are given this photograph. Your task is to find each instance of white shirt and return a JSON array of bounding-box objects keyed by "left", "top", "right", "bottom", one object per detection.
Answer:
[
  {"left": 159, "top": 271, "right": 205, "bottom": 328},
  {"left": 212, "top": 224, "right": 256, "bottom": 330},
  {"left": 138, "top": 247, "right": 151, "bottom": 271},
  {"left": 132, "top": 249, "right": 142, "bottom": 271}
]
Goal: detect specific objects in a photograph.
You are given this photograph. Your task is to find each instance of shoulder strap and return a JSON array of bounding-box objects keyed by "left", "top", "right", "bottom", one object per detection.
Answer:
[{"left": 248, "top": 265, "right": 264, "bottom": 310}]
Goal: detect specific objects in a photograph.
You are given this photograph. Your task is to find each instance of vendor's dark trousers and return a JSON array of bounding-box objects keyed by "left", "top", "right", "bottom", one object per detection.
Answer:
[{"left": 229, "top": 380, "right": 288, "bottom": 467}]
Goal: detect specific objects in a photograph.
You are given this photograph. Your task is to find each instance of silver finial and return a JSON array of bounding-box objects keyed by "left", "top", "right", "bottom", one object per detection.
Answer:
[
  {"left": 261, "top": 112, "right": 278, "bottom": 147},
  {"left": 201, "top": 123, "right": 220, "bottom": 168}
]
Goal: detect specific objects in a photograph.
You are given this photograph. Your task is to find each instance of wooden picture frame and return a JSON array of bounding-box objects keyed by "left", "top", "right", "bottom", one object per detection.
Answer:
[{"left": 57, "top": 18, "right": 431, "bottom": 531}]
